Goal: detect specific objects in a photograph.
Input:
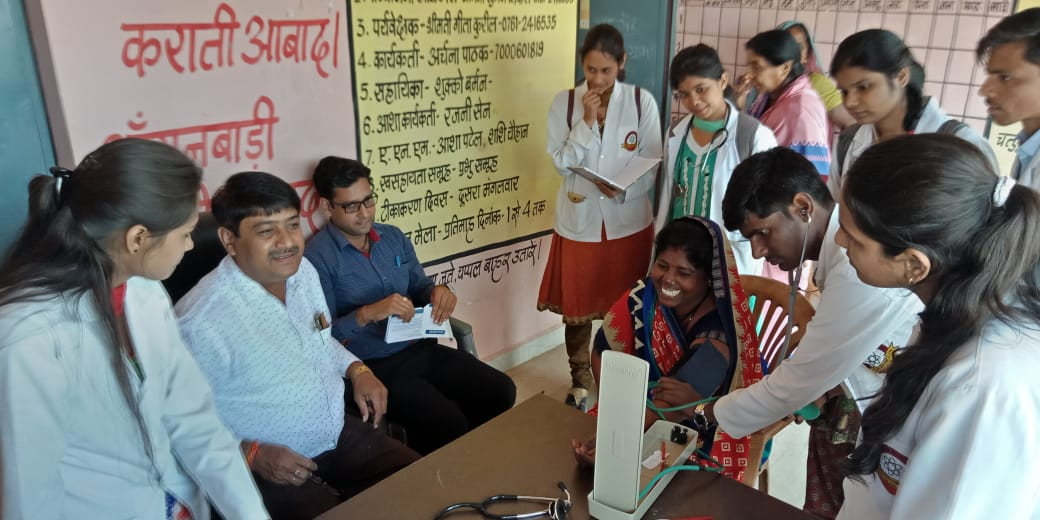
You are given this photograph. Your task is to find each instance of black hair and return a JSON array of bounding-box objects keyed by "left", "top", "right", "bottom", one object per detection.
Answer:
[
  {"left": 0, "top": 138, "right": 202, "bottom": 458},
  {"left": 745, "top": 30, "right": 806, "bottom": 85},
  {"left": 831, "top": 29, "right": 926, "bottom": 131},
  {"left": 655, "top": 218, "right": 714, "bottom": 273},
  {"left": 580, "top": 23, "right": 627, "bottom": 81},
  {"left": 721, "top": 147, "right": 834, "bottom": 231},
  {"left": 842, "top": 133, "right": 1040, "bottom": 478},
  {"left": 313, "top": 155, "right": 372, "bottom": 201},
  {"left": 670, "top": 44, "right": 725, "bottom": 89},
  {"left": 977, "top": 7, "right": 1040, "bottom": 66},
  {"left": 212, "top": 171, "right": 301, "bottom": 236}
]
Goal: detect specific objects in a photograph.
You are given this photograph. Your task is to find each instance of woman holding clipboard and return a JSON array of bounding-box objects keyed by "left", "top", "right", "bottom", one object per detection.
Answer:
[{"left": 538, "top": 23, "right": 663, "bottom": 410}]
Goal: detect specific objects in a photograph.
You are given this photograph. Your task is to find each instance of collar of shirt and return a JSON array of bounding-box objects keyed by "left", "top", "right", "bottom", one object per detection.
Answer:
[
  {"left": 1016, "top": 128, "right": 1040, "bottom": 168},
  {"left": 325, "top": 223, "right": 383, "bottom": 256}
]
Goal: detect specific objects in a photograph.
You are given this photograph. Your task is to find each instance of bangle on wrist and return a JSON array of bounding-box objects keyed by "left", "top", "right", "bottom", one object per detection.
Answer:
[
  {"left": 349, "top": 363, "right": 372, "bottom": 381},
  {"left": 246, "top": 440, "right": 260, "bottom": 468}
]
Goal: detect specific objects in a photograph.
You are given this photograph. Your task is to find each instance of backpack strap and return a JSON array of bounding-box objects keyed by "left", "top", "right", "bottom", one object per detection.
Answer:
[
  {"left": 835, "top": 123, "right": 862, "bottom": 175},
  {"left": 938, "top": 118, "right": 967, "bottom": 136},
  {"left": 566, "top": 88, "right": 575, "bottom": 131},
  {"left": 635, "top": 86, "right": 642, "bottom": 124},
  {"left": 734, "top": 113, "right": 760, "bottom": 163}
]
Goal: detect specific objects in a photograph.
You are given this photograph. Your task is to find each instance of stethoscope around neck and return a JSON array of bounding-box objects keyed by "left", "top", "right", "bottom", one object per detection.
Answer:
[{"left": 673, "top": 103, "right": 732, "bottom": 198}]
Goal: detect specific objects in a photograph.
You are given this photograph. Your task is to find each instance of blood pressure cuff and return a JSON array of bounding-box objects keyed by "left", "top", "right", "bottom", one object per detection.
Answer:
[{"left": 671, "top": 340, "right": 728, "bottom": 398}]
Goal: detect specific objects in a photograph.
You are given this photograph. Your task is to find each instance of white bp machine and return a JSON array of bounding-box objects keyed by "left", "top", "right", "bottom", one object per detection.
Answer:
[{"left": 588, "top": 351, "right": 699, "bottom": 519}]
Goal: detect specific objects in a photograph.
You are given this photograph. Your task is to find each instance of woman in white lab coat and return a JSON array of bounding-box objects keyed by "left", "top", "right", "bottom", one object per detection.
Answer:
[
  {"left": 828, "top": 29, "right": 997, "bottom": 197},
  {"left": 538, "top": 23, "right": 662, "bottom": 408},
  {"left": 657, "top": 43, "right": 777, "bottom": 275},
  {"left": 0, "top": 139, "right": 267, "bottom": 520},
  {"left": 835, "top": 134, "right": 1040, "bottom": 519}
]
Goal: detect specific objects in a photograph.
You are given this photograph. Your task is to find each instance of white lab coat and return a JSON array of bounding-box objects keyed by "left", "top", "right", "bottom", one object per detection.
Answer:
[
  {"left": 546, "top": 80, "right": 663, "bottom": 242},
  {"left": 828, "top": 98, "right": 999, "bottom": 199},
  {"left": 713, "top": 209, "right": 923, "bottom": 437},
  {"left": 0, "top": 277, "right": 267, "bottom": 520},
  {"left": 655, "top": 101, "right": 778, "bottom": 275},
  {"left": 838, "top": 317, "right": 1040, "bottom": 519}
]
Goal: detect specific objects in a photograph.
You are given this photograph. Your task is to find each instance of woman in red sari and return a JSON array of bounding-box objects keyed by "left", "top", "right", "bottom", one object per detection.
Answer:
[{"left": 575, "top": 217, "right": 763, "bottom": 480}]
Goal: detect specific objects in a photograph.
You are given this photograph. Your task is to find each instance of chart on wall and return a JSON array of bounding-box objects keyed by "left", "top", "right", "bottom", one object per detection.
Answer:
[
  {"left": 350, "top": 0, "right": 577, "bottom": 265},
  {"left": 674, "top": 0, "right": 1015, "bottom": 162}
]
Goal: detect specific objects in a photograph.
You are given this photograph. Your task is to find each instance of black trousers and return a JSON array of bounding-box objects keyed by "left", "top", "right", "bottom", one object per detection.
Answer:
[
  {"left": 253, "top": 412, "right": 420, "bottom": 520},
  {"left": 366, "top": 339, "right": 517, "bottom": 455}
]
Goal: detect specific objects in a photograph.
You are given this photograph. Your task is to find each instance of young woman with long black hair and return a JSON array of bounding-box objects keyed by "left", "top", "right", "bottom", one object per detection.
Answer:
[
  {"left": 828, "top": 29, "right": 997, "bottom": 196},
  {"left": 835, "top": 133, "right": 1040, "bottom": 518},
  {"left": 0, "top": 139, "right": 267, "bottom": 519}
]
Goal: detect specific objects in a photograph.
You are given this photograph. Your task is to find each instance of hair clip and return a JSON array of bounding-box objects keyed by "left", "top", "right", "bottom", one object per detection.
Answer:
[{"left": 49, "top": 166, "right": 73, "bottom": 201}]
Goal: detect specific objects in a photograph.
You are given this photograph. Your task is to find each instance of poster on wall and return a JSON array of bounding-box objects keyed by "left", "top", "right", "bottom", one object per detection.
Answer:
[
  {"left": 28, "top": 0, "right": 355, "bottom": 233},
  {"left": 350, "top": 0, "right": 578, "bottom": 264}
]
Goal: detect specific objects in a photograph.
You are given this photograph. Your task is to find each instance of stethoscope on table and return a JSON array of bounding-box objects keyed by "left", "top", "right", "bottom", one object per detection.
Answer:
[{"left": 433, "top": 481, "right": 572, "bottom": 519}]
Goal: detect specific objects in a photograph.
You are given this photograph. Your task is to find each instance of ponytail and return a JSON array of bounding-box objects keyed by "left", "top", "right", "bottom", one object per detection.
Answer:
[
  {"left": 902, "top": 61, "right": 926, "bottom": 131},
  {"left": 842, "top": 134, "right": 1040, "bottom": 478},
  {"left": 0, "top": 138, "right": 202, "bottom": 461}
]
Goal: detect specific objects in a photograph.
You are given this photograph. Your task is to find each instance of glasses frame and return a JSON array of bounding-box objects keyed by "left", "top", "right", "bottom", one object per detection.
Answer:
[{"left": 332, "top": 193, "right": 379, "bottom": 214}]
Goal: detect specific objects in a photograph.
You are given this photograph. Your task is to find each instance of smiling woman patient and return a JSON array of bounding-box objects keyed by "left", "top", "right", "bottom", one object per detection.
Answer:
[{"left": 573, "top": 217, "right": 764, "bottom": 479}]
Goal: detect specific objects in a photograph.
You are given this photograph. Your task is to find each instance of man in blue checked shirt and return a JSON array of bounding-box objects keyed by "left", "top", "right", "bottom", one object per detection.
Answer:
[{"left": 304, "top": 156, "right": 516, "bottom": 455}]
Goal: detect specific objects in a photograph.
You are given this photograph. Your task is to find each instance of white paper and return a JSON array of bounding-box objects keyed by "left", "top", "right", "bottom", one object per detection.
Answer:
[
  {"left": 640, "top": 449, "right": 665, "bottom": 469},
  {"left": 567, "top": 156, "right": 661, "bottom": 191},
  {"left": 384, "top": 304, "right": 454, "bottom": 343}
]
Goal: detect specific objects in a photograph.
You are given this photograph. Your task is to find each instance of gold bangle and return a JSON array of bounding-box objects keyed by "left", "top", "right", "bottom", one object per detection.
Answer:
[{"left": 349, "top": 364, "right": 372, "bottom": 381}]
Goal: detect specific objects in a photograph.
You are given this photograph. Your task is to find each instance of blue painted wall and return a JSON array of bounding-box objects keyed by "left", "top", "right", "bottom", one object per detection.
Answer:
[{"left": 0, "top": 0, "right": 54, "bottom": 253}]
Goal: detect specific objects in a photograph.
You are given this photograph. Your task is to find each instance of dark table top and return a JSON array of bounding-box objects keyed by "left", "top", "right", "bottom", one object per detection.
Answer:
[{"left": 318, "top": 394, "right": 815, "bottom": 520}]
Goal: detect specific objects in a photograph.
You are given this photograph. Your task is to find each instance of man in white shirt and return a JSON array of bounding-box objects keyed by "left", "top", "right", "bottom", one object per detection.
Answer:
[
  {"left": 703, "top": 147, "right": 922, "bottom": 518},
  {"left": 176, "top": 172, "right": 419, "bottom": 520}
]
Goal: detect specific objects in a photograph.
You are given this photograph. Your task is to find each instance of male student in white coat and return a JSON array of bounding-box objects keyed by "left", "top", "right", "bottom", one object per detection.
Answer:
[
  {"left": 692, "top": 148, "right": 922, "bottom": 519},
  {"left": 978, "top": 8, "right": 1040, "bottom": 189}
]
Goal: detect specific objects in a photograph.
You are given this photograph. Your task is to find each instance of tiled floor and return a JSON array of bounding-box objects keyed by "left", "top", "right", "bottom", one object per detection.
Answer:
[{"left": 505, "top": 343, "right": 810, "bottom": 509}]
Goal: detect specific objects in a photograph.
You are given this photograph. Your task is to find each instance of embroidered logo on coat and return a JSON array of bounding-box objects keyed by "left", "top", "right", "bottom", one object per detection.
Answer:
[
  {"left": 877, "top": 445, "right": 908, "bottom": 495},
  {"left": 622, "top": 131, "right": 638, "bottom": 151},
  {"left": 864, "top": 343, "right": 898, "bottom": 374}
]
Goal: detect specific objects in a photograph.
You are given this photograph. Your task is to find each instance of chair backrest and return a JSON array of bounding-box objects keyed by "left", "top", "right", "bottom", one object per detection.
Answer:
[
  {"left": 739, "top": 275, "right": 815, "bottom": 373},
  {"left": 162, "top": 212, "right": 226, "bottom": 304}
]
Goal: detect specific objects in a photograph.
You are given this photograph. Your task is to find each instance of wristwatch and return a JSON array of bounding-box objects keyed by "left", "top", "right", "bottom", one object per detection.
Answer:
[{"left": 691, "top": 403, "right": 715, "bottom": 432}]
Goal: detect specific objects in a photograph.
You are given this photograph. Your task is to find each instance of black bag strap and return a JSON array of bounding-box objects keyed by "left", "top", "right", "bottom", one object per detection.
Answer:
[
  {"left": 835, "top": 123, "right": 863, "bottom": 175},
  {"left": 734, "top": 112, "right": 760, "bottom": 163}
]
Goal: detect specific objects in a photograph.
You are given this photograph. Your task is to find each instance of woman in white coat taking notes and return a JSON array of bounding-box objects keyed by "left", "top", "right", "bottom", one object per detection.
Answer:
[
  {"left": 538, "top": 24, "right": 663, "bottom": 409},
  {"left": 656, "top": 44, "right": 778, "bottom": 275}
]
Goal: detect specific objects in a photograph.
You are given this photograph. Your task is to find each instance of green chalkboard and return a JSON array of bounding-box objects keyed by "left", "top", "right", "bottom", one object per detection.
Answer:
[
  {"left": 0, "top": 0, "right": 55, "bottom": 252},
  {"left": 575, "top": 0, "right": 677, "bottom": 123}
]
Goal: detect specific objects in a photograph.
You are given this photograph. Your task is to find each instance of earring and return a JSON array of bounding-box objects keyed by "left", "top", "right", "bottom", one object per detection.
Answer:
[{"left": 907, "top": 275, "right": 916, "bottom": 286}]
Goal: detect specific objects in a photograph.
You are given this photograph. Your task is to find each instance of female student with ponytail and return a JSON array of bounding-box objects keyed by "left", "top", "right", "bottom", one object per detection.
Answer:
[
  {"left": 0, "top": 139, "right": 268, "bottom": 519},
  {"left": 656, "top": 43, "right": 778, "bottom": 275},
  {"left": 828, "top": 29, "right": 997, "bottom": 197},
  {"left": 835, "top": 133, "right": 1040, "bottom": 519}
]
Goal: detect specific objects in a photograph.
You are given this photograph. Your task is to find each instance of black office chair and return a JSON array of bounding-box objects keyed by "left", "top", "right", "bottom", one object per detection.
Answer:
[{"left": 161, "top": 213, "right": 477, "bottom": 355}]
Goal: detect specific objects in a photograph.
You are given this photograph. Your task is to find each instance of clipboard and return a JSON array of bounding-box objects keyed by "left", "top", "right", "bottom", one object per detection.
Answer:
[{"left": 567, "top": 156, "right": 661, "bottom": 192}]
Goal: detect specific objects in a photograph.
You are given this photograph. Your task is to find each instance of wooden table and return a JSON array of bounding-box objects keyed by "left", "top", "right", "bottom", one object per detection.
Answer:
[{"left": 318, "top": 395, "right": 814, "bottom": 520}]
